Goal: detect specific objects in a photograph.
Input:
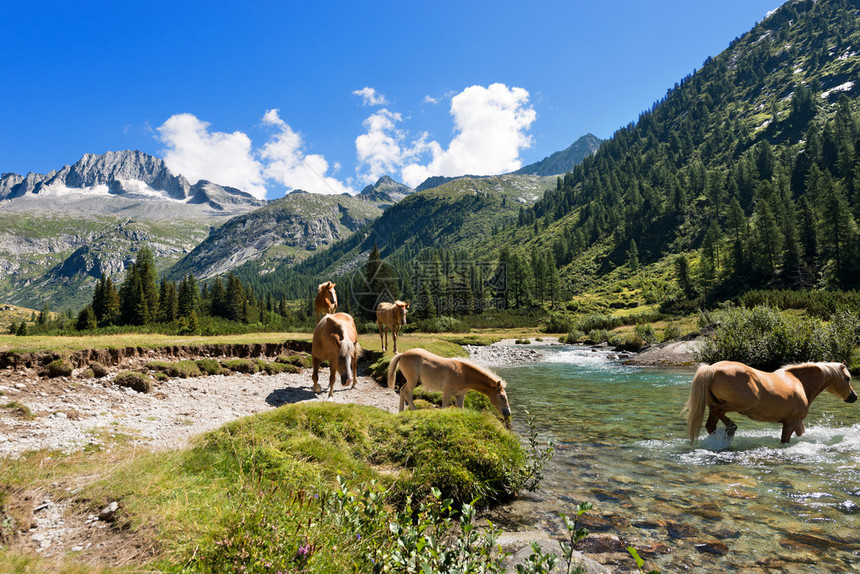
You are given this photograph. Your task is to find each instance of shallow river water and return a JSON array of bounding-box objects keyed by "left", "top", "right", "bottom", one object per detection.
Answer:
[{"left": 495, "top": 345, "right": 860, "bottom": 573}]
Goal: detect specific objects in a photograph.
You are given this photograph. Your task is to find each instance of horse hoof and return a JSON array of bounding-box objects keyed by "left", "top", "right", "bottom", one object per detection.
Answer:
[{"left": 726, "top": 426, "right": 737, "bottom": 438}]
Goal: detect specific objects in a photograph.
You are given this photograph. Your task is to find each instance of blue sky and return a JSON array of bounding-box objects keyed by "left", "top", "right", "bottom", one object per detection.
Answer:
[{"left": 2, "top": 1, "right": 782, "bottom": 199}]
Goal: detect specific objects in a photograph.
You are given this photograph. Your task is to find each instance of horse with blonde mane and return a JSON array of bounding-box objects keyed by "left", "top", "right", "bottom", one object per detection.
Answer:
[
  {"left": 684, "top": 361, "right": 856, "bottom": 444},
  {"left": 311, "top": 312, "right": 359, "bottom": 399},
  {"left": 387, "top": 348, "right": 512, "bottom": 428},
  {"left": 314, "top": 281, "right": 338, "bottom": 321},
  {"left": 376, "top": 300, "right": 409, "bottom": 354}
]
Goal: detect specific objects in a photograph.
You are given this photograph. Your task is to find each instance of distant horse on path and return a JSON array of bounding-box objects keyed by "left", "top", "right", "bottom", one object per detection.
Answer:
[
  {"left": 314, "top": 282, "right": 338, "bottom": 321},
  {"left": 684, "top": 361, "right": 856, "bottom": 444},
  {"left": 387, "top": 348, "right": 512, "bottom": 428},
  {"left": 376, "top": 301, "right": 409, "bottom": 354},
  {"left": 311, "top": 312, "right": 358, "bottom": 399}
]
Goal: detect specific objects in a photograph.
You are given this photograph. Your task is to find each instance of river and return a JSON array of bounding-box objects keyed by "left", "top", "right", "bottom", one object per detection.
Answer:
[{"left": 491, "top": 345, "right": 860, "bottom": 572}]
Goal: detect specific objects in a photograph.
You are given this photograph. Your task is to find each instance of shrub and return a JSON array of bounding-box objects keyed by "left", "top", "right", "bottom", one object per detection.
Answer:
[
  {"left": 661, "top": 322, "right": 682, "bottom": 342},
  {"left": 42, "top": 359, "right": 73, "bottom": 378},
  {"left": 698, "top": 305, "right": 860, "bottom": 369},
  {"left": 634, "top": 324, "right": 657, "bottom": 344},
  {"left": 542, "top": 312, "right": 573, "bottom": 333},
  {"left": 573, "top": 313, "right": 622, "bottom": 333},
  {"left": 113, "top": 372, "right": 153, "bottom": 393},
  {"left": 564, "top": 329, "right": 585, "bottom": 344},
  {"left": 586, "top": 329, "right": 610, "bottom": 344},
  {"left": 417, "top": 316, "right": 470, "bottom": 333}
]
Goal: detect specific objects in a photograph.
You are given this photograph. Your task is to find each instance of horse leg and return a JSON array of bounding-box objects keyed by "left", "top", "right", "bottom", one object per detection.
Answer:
[
  {"left": 454, "top": 394, "right": 466, "bottom": 408},
  {"left": 399, "top": 379, "right": 417, "bottom": 411},
  {"left": 781, "top": 420, "right": 804, "bottom": 443},
  {"left": 718, "top": 413, "right": 738, "bottom": 437},
  {"left": 392, "top": 328, "right": 398, "bottom": 354},
  {"left": 312, "top": 357, "right": 321, "bottom": 394},
  {"left": 350, "top": 351, "right": 358, "bottom": 389},
  {"left": 378, "top": 324, "right": 385, "bottom": 352},
  {"left": 705, "top": 410, "right": 719, "bottom": 435},
  {"left": 442, "top": 389, "right": 453, "bottom": 408},
  {"left": 327, "top": 365, "right": 337, "bottom": 400}
]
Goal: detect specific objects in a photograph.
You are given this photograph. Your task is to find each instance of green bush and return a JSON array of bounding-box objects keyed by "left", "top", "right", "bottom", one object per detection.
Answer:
[
  {"left": 634, "top": 324, "right": 657, "bottom": 344},
  {"left": 542, "top": 312, "right": 573, "bottom": 333},
  {"left": 698, "top": 305, "right": 860, "bottom": 369},
  {"left": 586, "top": 329, "right": 611, "bottom": 344},
  {"left": 417, "top": 315, "right": 471, "bottom": 333},
  {"left": 42, "top": 359, "right": 73, "bottom": 378},
  {"left": 573, "top": 313, "right": 623, "bottom": 333},
  {"left": 113, "top": 372, "right": 153, "bottom": 393},
  {"left": 565, "top": 329, "right": 585, "bottom": 344},
  {"left": 661, "top": 322, "right": 682, "bottom": 342}
]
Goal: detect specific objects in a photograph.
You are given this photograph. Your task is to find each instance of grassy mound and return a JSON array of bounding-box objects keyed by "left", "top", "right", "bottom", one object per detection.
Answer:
[{"left": 34, "top": 402, "right": 528, "bottom": 571}]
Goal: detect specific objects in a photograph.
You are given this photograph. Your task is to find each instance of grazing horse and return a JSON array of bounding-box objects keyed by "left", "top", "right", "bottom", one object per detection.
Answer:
[
  {"left": 387, "top": 348, "right": 512, "bottom": 428},
  {"left": 311, "top": 312, "right": 359, "bottom": 399},
  {"left": 314, "top": 281, "right": 338, "bottom": 321},
  {"left": 684, "top": 361, "right": 856, "bottom": 444},
  {"left": 376, "top": 300, "right": 409, "bottom": 354}
]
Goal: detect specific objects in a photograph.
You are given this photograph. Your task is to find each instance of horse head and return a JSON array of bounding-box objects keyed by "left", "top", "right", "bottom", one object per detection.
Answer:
[
  {"left": 832, "top": 363, "right": 857, "bottom": 403},
  {"left": 335, "top": 332, "right": 355, "bottom": 387},
  {"left": 396, "top": 301, "right": 410, "bottom": 326},
  {"left": 492, "top": 379, "right": 512, "bottom": 429}
]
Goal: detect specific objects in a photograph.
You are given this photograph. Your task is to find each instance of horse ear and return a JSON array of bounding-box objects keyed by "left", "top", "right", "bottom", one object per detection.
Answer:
[
  {"left": 331, "top": 283, "right": 336, "bottom": 288},
  {"left": 405, "top": 302, "right": 410, "bottom": 309}
]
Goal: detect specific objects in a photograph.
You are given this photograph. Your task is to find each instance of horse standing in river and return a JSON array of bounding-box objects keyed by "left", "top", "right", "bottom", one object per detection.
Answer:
[
  {"left": 314, "top": 281, "right": 338, "bottom": 322},
  {"left": 376, "top": 300, "right": 409, "bottom": 354},
  {"left": 387, "top": 348, "right": 512, "bottom": 428},
  {"left": 684, "top": 361, "right": 856, "bottom": 444},
  {"left": 311, "top": 312, "right": 359, "bottom": 399}
]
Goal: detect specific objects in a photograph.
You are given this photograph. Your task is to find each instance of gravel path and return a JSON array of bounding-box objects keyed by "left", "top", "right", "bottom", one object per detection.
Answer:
[{"left": 0, "top": 369, "right": 397, "bottom": 459}]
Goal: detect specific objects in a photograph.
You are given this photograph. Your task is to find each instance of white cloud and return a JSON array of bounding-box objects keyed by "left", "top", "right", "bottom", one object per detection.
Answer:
[
  {"left": 157, "top": 111, "right": 354, "bottom": 198},
  {"left": 354, "top": 109, "right": 411, "bottom": 185},
  {"left": 157, "top": 113, "right": 268, "bottom": 199},
  {"left": 260, "top": 109, "right": 353, "bottom": 196},
  {"left": 353, "top": 87, "right": 388, "bottom": 106},
  {"left": 355, "top": 83, "right": 536, "bottom": 188}
]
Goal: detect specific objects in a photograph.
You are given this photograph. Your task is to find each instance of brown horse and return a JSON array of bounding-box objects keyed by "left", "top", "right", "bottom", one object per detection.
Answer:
[
  {"left": 314, "top": 281, "right": 338, "bottom": 321},
  {"left": 387, "top": 348, "right": 512, "bottom": 428},
  {"left": 684, "top": 361, "right": 856, "bottom": 444},
  {"left": 376, "top": 300, "right": 409, "bottom": 354},
  {"left": 311, "top": 312, "right": 359, "bottom": 399}
]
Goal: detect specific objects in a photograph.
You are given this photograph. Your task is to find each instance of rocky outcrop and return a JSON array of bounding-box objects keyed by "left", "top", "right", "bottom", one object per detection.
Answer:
[{"left": 0, "top": 150, "right": 265, "bottom": 211}]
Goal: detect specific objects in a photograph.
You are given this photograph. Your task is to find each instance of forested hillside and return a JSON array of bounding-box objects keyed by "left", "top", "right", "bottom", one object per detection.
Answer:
[{"left": 502, "top": 0, "right": 859, "bottom": 309}]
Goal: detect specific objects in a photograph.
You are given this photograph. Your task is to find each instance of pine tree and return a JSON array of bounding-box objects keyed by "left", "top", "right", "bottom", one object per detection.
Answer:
[{"left": 76, "top": 306, "right": 97, "bottom": 331}]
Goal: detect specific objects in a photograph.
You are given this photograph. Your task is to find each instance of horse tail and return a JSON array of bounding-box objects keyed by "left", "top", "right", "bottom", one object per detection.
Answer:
[
  {"left": 684, "top": 364, "right": 715, "bottom": 445},
  {"left": 387, "top": 353, "right": 403, "bottom": 389}
]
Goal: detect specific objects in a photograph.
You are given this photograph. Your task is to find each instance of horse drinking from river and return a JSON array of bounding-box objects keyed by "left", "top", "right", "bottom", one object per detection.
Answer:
[
  {"left": 376, "top": 300, "right": 409, "bottom": 354},
  {"left": 314, "top": 281, "right": 338, "bottom": 321},
  {"left": 684, "top": 361, "right": 856, "bottom": 444},
  {"left": 387, "top": 348, "right": 511, "bottom": 428},
  {"left": 311, "top": 313, "right": 358, "bottom": 399}
]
